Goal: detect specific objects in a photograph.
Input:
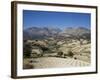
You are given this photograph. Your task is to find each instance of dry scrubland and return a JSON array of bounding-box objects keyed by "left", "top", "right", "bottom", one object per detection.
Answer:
[{"left": 23, "top": 38, "right": 91, "bottom": 69}]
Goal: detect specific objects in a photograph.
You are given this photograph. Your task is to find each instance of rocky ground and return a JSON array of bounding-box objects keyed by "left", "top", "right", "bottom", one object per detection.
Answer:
[
  {"left": 23, "top": 38, "right": 91, "bottom": 69},
  {"left": 23, "top": 57, "right": 90, "bottom": 69}
]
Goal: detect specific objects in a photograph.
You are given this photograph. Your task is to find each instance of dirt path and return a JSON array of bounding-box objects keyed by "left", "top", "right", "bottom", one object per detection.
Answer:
[{"left": 24, "top": 57, "right": 90, "bottom": 69}]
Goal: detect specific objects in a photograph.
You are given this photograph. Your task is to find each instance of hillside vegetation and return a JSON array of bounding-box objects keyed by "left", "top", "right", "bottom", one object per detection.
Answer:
[{"left": 23, "top": 27, "right": 91, "bottom": 69}]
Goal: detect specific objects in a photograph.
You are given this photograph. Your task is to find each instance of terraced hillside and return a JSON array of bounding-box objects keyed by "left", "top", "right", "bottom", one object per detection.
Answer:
[
  {"left": 58, "top": 40, "right": 91, "bottom": 62},
  {"left": 23, "top": 27, "right": 91, "bottom": 69}
]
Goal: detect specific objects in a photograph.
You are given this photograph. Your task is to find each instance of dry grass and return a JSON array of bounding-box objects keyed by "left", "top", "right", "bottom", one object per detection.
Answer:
[
  {"left": 23, "top": 57, "right": 90, "bottom": 69},
  {"left": 23, "top": 39, "right": 91, "bottom": 69}
]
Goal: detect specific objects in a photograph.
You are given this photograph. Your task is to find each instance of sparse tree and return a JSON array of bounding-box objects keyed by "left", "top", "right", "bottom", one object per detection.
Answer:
[
  {"left": 40, "top": 46, "right": 49, "bottom": 53},
  {"left": 23, "top": 42, "right": 32, "bottom": 58}
]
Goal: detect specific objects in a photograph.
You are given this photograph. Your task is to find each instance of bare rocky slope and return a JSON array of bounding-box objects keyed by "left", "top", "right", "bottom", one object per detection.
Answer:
[{"left": 23, "top": 26, "right": 91, "bottom": 69}]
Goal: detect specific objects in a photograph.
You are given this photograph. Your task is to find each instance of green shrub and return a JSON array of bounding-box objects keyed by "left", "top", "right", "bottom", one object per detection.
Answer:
[
  {"left": 74, "top": 57, "right": 77, "bottom": 60},
  {"left": 67, "top": 50, "right": 74, "bottom": 57},
  {"left": 38, "top": 54, "right": 43, "bottom": 57},
  {"left": 23, "top": 43, "right": 32, "bottom": 58},
  {"left": 57, "top": 51, "right": 63, "bottom": 57}
]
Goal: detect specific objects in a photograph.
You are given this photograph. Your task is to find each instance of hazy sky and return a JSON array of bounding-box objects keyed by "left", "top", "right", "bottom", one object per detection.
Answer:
[{"left": 23, "top": 10, "right": 91, "bottom": 29}]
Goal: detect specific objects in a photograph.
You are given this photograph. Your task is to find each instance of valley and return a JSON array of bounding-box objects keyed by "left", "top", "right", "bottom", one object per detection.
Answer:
[{"left": 23, "top": 27, "right": 91, "bottom": 69}]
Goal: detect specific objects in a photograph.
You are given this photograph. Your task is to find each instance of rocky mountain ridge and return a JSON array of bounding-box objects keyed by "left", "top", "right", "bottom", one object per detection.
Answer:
[{"left": 23, "top": 26, "right": 90, "bottom": 40}]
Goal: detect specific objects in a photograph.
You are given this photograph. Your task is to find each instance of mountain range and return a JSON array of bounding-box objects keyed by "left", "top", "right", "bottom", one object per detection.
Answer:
[{"left": 23, "top": 26, "right": 90, "bottom": 40}]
